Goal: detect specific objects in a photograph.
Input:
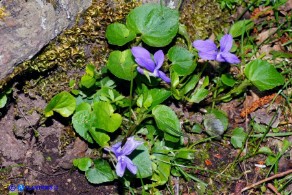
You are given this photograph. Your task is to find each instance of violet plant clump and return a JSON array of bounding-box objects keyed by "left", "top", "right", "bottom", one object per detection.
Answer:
[
  {"left": 43, "top": 2, "right": 286, "bottom": 193},
  {"left": 193, "top": 34, "right": 240, "bottom": 64},
  {"left": 131, "top": 46, "right": 171, "bottom": 83},
  {"left": 107, "top": 136, "right": 143, "bottom": 177}
]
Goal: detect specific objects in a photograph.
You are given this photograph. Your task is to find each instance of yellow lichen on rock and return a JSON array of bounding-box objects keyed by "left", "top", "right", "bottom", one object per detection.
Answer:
[{"left": 0, "top": 6, "right": 8, "bottom": 20}]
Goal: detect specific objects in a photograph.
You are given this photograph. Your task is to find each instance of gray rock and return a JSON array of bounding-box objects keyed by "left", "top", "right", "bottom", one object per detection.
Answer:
[{"left": 0, "top": 0, "right": 92, "bottom": 80}]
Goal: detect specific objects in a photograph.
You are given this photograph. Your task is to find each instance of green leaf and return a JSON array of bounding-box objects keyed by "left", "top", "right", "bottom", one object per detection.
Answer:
[
  {"left": 266, "top": 155, "right": 277, "bottom": 166},
  {"left": 229, "top": 20, "right": 254, "bottom": 37},
  {"left": 168, "top": 46, "right": 195, "bottom": 76},
  {"left": 204, "top": 109, "right": 228, "bottom": 138},
  {"left": 175, "top": 149, "right": 195, "bottom": 160},
  {"left": 85, "top": 63, "right": 96, "bottom": 77},
  {"left": 81, "top": 75, "right": 96, "bottom": 88},
  {"left": 137, "top": 90, "right": 153, "bottom": 109},
  {"left": 85, "top": 159, "right": 116, "bottom": 184},
  {"left": 107, "top": 50, "right": 137, "bottom": 81},
  {"left": 131, "top": 144, "right": 153, "bottom": 178},
  {"left": 126, "top": 4, "right": 179, "bottom": 47},
  {"left": 151, "top": 153, "right": 171, "bottom": 185},
  {"left": 149, "top": 88, "right": 171, "bottom": 109},
  {"left": 191, "top": 124, "right": 203, "bottom": 133},
  {"left": 244, "top": 59, "right": 285, "bottom": 91},
  {"left": 171, "top": 70, "right": 180, "bottom": 88},
  {"left": 92, "top": 102, "right": 122, "bottom": 132},
  {"left": 106, "top": 22, "right": 136, "bottom": 46},
  {"left": 188, "top": 88, "right": 209, "bottom": 103},
  {"left": 282, "top": 139, "right": 291, "bottom": 152},
  {"left": 164, "top": 132, "right": 180, "bottom": 142},
  {"left": 72, "top": 110, "right": 94, "bottom": 143},
  {"left": 180, "top": 74, "right": 200, "bottom": 95},
  {"left": 258, "top": 147, "right": 273, "bottom": 155},
  {"left": 221, "top": 74, "right": 236, "bottom": 87},
  {"left": 73, "top": 157, "right": 92, "bottom": 171},
  {"left": 89, "top": 129, "right": 110, "bottom": 147},
  {"left": 152, "top": 105, "right": 182, "bottom": 137},
  {"left": 252, "top": 123, "right": 267, "bottom": 133},
  {"left": 271, "top": 51, "right": 292, "bottom": 59},
  {"left": 231, "top": 127, "right": 247, "bottom": 148},
  {"left": 0, "top": 94, "right": 7, "bottom": 109},
  {"left": 44, "top": 91, "right": 76, "bottom": 117},
  {"left": 81, "top": 64, "right": 97, "bottom": 88},
  {"left": 76, "top": 102, "right": 91, "bottom": 112}
]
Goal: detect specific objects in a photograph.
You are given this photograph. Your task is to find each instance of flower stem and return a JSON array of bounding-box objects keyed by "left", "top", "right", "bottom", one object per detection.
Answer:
[
  {"left": 122, "top": 113, "right": 150, "bottom": 146},
  {"left": 178, "top": 23, "right": 192, "bottom": 51},
  {"left": 128, "top": 71, "right": 134, "bottom": 127},
  {"left": 214, "top": 79, "right": 252, "bottom": 102}
]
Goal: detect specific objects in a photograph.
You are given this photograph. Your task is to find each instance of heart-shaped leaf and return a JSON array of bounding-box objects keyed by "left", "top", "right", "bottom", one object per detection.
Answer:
[
  {"left": 126, "top": 4, "right": 179, "bottom": 47},
  {"left": 92, "top": 102, "right": 122, "bottom": 132},
  {"left": 85, "top": 159, "right": 116, "bottom": 184},
  {"left": 73, "top": 157, "right": 93, "bottom": 172},
  {"left": 107, "top": 50, "right": 137, "bottom": 81},
  {"left": 88, "top": 128, "right": 110, "bottom": 147},
  {"left": 106, "top": 22, "right": 136, "bottom": 46},
  {"left": 204, "top": 109, "right": 228, "bottom": 138},
  {"left": 168, "top": 46, "right": 195, "bottom": 76},
  {"left": 130, "top": 144, "right": 153, "bottom": 178},
  {"left": 72, "top": 110, "right": 94, "bottom": 143},
  {"left": 231, "top": 127, "right": 247, "bottom": 148},
  {"left": 44, "top": 91, "right": 76, "bottom": 117},
  {"left": 244, "top": 59, "right": 285, "bottom": 91}
]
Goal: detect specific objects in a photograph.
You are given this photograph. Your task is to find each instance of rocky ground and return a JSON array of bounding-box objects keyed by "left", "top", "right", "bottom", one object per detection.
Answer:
[{"left": 0, "top": 0, "right": 291, "bottom": 194}]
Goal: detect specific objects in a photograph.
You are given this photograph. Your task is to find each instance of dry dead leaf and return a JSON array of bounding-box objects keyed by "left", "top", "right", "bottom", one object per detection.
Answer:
[
  {"left": 240, "top": 93, "right": 276, "bottom": 118},
  {"left": 256, "top": 28, "right": 278, "bottom": 44}
]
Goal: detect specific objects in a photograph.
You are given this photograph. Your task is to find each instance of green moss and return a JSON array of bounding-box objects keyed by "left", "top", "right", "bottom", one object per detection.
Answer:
[
  {"left": 19, "top": 0, "right": 139, "bottom": 100},
  {"left": 181, "top": 0, "right": 229, "bottom": 40},
  {"left": 0, "top": 0, "right": 227, "bottom": 98},
  {"left": 59, "top": 126, "right": 76, "bottom": 155}
]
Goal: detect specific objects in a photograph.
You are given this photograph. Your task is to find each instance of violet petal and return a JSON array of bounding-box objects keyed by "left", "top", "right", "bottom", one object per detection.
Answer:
[
  {"left": 158, "top": 71, "right": 171, "bottom": 83},
  {"left": 220, "top": 52, "right": 240, "bottom": 64},
  {"left": 111, "top": 142, "right": 122, "bottom": 156},
  {"left": 220, "top": 34, "right": 233, "bottom": 53},
  {"left": 193, "top": 40, "right": 217, "bottom": 52},
  {"left": 135, "top": 58, "right": 155, "bottom": 72},
  {"left": 216, "top": 52, "right": 226, "bottom": 62},
  {"left": 124, "top": 156, "right": 137, "bottom": 174},
  {"left": 121, "top": 136, "right": 143, "bottom": 156},
  {"left": 153, "top": 50, "right": 164, "bottom": 70},
  {"left": 137, "top": 67, "right": 145, "bottom": 75},
  {"left": 198, "top": 51, "right": 217, "bottom": 61},
  {"left": 116, "top": 156, "right": 127, "bottom": 177},
  {"left": 131, "top": 47, "right": 152, "bottom": 60}
]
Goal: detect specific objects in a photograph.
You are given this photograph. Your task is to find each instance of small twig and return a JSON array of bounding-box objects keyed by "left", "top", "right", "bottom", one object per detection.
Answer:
[
  {"left": 241, "top": 169, "right": 292, "bottom": 192},
  {"left": 267, "top": 183, "right": 281, "bottom": 195},
  {"left": 174, "top": 176, "right": 179, "bottom": 195},
  {"left": 17, "top": 106, "right": 37, "bottom": 132}
]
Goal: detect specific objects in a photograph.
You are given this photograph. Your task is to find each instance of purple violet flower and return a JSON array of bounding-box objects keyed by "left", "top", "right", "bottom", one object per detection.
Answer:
[
  {"left": 109, "top": 136, "right": 143, "bottom": 177},
  {"left": 131, "top": 46, "right": 171, "bottom": 83},
  {"left": 192, "top": 34, "right": 240, "bottom": 64}
]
